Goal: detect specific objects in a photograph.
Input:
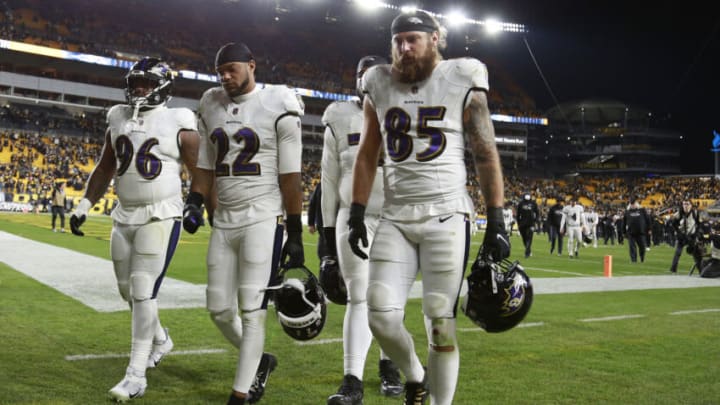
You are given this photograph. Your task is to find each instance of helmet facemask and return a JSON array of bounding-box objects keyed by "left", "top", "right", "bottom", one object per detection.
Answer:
[{"left": 124, "top": 58, "right": 174, "bottom": 112}]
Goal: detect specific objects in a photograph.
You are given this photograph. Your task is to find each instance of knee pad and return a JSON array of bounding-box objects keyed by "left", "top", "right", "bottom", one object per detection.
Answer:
[
  {"left": 366, "top": 281, "right": 396, "bottom": 311},
  {"left": 423, "top": 292, "right": 451, "bottom": 319},
  {"left": 427, "top": 317, "right": 456, "bottom": 352},
  {"left": 129, "top": 273, "right": 153, "bottom": 301},
  {"left": 209, "top": 308, "right": 237, "bottom": 325},
  {"left": 345, "top": 276, "right": 369, "bottom": 305},
  {"left": 240, "top": 309, "right": 266, "bottom": 331}
]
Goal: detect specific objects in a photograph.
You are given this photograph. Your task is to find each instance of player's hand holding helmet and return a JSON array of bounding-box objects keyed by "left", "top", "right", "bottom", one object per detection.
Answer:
[
  {"left": 481, "top": 207, "right": 511, "bottom": 262},
  {"left": 273, "top": 265, "right": 327, "bottom": 340},
  {"left": 70, "top": 198, "right": 93, "bottom": 237},
  {"left": 281, "top": 215, "right": 305, "bottom": 268},
  {"left": 182, "top": 192, "right": 205, "bottom": 234},
  {"left": 461, "top": 257, "right": 533, "bottom": 333},
  {"left": 347, "top": 203, "right": 369, "bottom": 260}
]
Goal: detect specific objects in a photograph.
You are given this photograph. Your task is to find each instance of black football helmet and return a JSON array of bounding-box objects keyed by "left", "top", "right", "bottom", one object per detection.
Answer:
[
  {"left": 319, "top": 256, "right": 347, "bottom": 305},
  {"left": 356, "top": 55, "right": 387, "bottom": 100},
  {"left": 461, "top": 258, "right": 533, "bottom": 333},
  {"left": 125, "top": 57, "right": 175, "bottom": 107},
  {"left": 274, "top": 265, "right": 327, "bottom": 341}
]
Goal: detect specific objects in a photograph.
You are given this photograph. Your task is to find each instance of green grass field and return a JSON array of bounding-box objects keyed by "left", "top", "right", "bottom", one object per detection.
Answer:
[{"left": 1, "top": 212, "right": 718, "bottom": 405}]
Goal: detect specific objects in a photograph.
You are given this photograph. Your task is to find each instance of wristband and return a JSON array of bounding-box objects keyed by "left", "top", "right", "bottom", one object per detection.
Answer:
[
  {"left": 349, "top": 203, "right": 366, "bottom": 219},
  {"left": 185, "top": 191, "right": 204, "bottom": 207},
  {"left": 286, "top": 214, "right": 302, "bottom": 233},
  {"left": 76, "top": 198, "right": 93, "bottom": 217},
  {"left": 486, "top": 207, "right": 503, "bottom": 224}
]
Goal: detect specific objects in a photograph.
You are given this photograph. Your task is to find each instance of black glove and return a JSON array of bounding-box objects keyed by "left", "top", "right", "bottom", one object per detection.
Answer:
[
  {"left": 183, "top": 191, "right": 205, "bottom": 234},
  {"left": 69, "top": 198, "right": 92, "bottom": 237},
  {"left": 323, "top": 227, "right": 338, "bottom": 257},
  {"left": 481, "top": 207, "right": 511, "bottom": 262},
  {"left": 70, "top": 214, "right": 86, "bottom": 236},
  {"left": 347, "top": 203, "right": 368, "bottom": 260},
  {"left": 282, "top": 214, "right": 305, "bottom": 267}
]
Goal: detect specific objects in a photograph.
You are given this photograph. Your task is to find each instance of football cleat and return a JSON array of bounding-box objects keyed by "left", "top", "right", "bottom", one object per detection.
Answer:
[
  {"left": 247, "top": 352, "right": 277, "bottom": 403},
  {"left": 108, "top": 367, "right": 147, "bottom": 402},
  {"left": 378, "top": 359, "right": 403, "bottom": 397},
  {"left": 327, "top": 374, "right": 363, "bottom": 405},
  {"left": 403, "top": 381, "right": 428, "bottom": 405},
  {"left": 147, "top": 328, "right": 173, "bottom": 369}
]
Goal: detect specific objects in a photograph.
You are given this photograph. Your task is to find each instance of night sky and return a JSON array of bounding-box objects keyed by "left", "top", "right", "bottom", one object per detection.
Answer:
[{"left": 418, "top": 0, "right": 720, "bottom": 174}]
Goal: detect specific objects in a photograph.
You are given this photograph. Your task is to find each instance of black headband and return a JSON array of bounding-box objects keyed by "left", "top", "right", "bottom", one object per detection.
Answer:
[
  {"left": 215, "top": 42, "right": 254, "bottom": 68},
  {"left": 391, "top": 10, "right": 438, "bottom": 35}
]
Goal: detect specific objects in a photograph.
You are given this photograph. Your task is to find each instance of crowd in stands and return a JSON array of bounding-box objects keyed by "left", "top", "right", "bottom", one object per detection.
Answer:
[
  {"left": 2, "top": 120, "right": 717, "bottom": 219},
  {"left": 0, "top": 0, "right": 543, "bottom": 118}
]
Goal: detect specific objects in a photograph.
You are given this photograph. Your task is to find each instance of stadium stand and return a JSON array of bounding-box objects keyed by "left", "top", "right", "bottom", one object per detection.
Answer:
[{"left": 0, "top": 0, "right": 715, "bottom": 218}]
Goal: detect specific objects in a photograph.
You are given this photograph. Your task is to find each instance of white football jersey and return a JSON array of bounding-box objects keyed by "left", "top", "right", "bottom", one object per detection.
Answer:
[
  {"left": 584, "top": 211, "right": 599, "bottom": 226},
  {"left": 362, "top": 58, "right": 489, "bottom": 220},
  {"left": 320, "top": 100, "right": 384, "bottom": 227},
  {"left": 197, "top": 85, "right": 304, "bottom": 228},
  {"left": 502, "top": 208, "right": 514, "bottom": 223},
  {"left": 561, "top": 204, "right": 586, "bottom": 228},
  {"left": 106, "top": 104, "right": 197, "bottom": 224}
]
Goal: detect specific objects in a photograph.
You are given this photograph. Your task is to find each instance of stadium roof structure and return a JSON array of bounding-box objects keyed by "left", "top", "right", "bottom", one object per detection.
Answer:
[{"left": 545, "top": 99, "right": 651, "bottom": 126}]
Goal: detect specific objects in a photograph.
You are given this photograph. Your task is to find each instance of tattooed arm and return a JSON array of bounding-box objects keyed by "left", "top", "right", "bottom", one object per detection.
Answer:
[{"left": 463, "top": 89, "right": 504, "bottom": 209}]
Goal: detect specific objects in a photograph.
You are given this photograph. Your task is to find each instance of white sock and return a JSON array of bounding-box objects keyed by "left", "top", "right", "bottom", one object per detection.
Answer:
[
  {"left": 210, "top": 308, "right": 244, "bottom": 349},
  {"left": 232, "top": 310, "right": 267, "bottom": 393},
  {"left": 369, "top": 309, "right": 424, "bottom": 383},
  {"left": 425, "top": 317, "right": 458, "bottom": 405},
  {"left": 128, "top": 299, "right": 157, "bottom": 373},
  {"left": 343, "top": 300, "right": 372, "bottom": 378}
]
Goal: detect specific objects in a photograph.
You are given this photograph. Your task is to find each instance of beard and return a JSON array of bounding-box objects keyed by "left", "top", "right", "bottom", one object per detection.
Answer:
[
  {"left": 391, "top": 44, "right": 438, "bottom": 84},
  {"left": 222, "top": 66, "right": 252, "bottom": 98}
]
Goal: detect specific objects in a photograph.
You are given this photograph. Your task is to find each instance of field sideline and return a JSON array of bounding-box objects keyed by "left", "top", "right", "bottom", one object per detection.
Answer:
[{"left": 1, "top": 212, "right": 719, "bottom": 404}]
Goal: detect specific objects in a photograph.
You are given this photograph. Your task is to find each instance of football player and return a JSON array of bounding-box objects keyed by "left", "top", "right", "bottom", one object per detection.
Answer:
[
  {"left": 502, "top": 202, "right": 515, "bottom": 237},
  {"left": 547, "top": 197, "right": 565, "bottom": 255},
  {"left": 583, "top": 206, "right": 599, "bottom": 248},
  {"left": 516, "top": 193, "right": 539, "bottom": 258},
  {"left": 69, "top": 57, "right": 200, "bottom": 402},
  {"left": 560, "top": 196, "right": 586, "bottom": 258},
  {"left": 348, "top": 11, "right": 510, "bottom": 405},
  {"left": 182, "top": 42, "right": 304, "bottom": 405},
  {"left": 320, "top": 55, "right": 402, "bottom": 405}
]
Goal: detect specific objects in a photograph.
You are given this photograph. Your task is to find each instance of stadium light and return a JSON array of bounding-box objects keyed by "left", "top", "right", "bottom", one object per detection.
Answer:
[
  {"left": 445, "top": 10, "right": 469, "bottom": 28},
  {"left": 484, "top": 18, "right": 503, "bottom": 34},
  {"left": 354, "top": 0, "right": 390, "bottom": 11},
  {"left": 400, "top": 4, "right": 418, "bottom": 13}
]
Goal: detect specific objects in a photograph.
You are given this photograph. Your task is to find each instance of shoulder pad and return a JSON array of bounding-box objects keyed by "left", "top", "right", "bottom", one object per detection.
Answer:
[
  {"left": 442, "top": 58, "right": 489, "bottom": 90},
  {"left": 106, "top": 104, "right": 128, "bottom": 125},
  {"left": 198, "top": 87, "right": 224, "bottom": 113},
  {"left": 172, "top": 108, "right": 198, "bottom": 131},
  {"left": 259, "top": 85, "right": 304, "bottom": 116},
  {"left": 360, "top": 64, "right": 390, "bottom": 97},
  {"left": 321, "top": 101, "right": 359, "bottom": 126}
]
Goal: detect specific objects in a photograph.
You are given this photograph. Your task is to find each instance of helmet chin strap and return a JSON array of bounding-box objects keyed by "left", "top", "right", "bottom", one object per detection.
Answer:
[
  {"left": 131, "top": 100, "right": 143, "bottom": 121},
  {"left": 129, "top": 79, "right": 172, "bottom": 120}
]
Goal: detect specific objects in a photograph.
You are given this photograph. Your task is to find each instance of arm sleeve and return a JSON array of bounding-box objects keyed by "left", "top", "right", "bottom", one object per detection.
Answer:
[
  {"left": 277, "top": 114, "right": 302, "bottom": 174},
  {"left": 320, "top": 125, "right": 340, "bottom": 227}
]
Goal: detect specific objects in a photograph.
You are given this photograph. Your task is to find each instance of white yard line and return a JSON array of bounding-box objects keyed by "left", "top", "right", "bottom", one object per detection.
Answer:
[
  {"left": 580, "top": 314, "right": 646, "bottom": 322},
  {"left": 670, "top": 308, "right": 720, "bottom": 315},
  {"left": 294, "top": 338, "right": 344, "bottom": 346},
  {"left": 65, "top": 348, "right": 227, "bottom": 361}
]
